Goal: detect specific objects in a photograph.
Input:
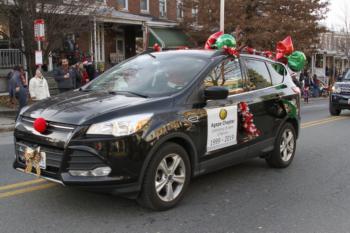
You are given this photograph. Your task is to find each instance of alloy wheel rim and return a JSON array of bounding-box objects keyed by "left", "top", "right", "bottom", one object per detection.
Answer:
[
  {"left": 155, "top": 153, "right": 186, "bottom": 202},
  {"left": 280, "top": 129, "right": 295, "bottom": 162}
]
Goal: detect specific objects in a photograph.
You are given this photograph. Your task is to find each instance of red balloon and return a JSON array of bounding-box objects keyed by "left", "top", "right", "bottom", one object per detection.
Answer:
[
  {"left": 276, "top": 36, "right": 294, "bottom": 59},
  {"left": 33, "top": 118, "right": 47, "bottom": 133},
  {"left": 204, "top": 31, "right": 224, "bottom": 50}
]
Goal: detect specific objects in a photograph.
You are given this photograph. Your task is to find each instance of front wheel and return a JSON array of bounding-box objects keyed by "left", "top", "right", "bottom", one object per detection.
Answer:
[
  {"left": 329, "top": 103, "right": 341, "bottom": 116},
  {"left": 266, "top": 123, "right": 297, "bottom": 168},
  {"left": 137, "top": 143, "right": 191, "bottom": 211}
]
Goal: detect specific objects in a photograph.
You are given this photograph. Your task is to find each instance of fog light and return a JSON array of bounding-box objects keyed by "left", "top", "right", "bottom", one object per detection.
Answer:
[
  {"left": 69, "top": 166, "right": 112, "bottom": 177},
  {"left": 91, "top": 167, "right": 112, "bottom": 176},
  {"left": 69, "top": 170, "right": 90, "bottom": 176}
]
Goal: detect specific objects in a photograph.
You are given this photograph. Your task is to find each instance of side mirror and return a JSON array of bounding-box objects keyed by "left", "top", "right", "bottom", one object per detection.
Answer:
[
  {"left": 337, "top": 75, "right": 343, "bottom": 81},
  {"left": 204, "top": 86, "right": 229, "bottom": 100}
]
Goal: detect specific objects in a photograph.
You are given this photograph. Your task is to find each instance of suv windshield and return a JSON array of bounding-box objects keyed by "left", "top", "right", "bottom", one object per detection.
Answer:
[
  {"left": 84, "top": 53, "right": 208, "bottom": 97},
  {"left": 344, "top": 71, "right": 350, "bottom": 81}
]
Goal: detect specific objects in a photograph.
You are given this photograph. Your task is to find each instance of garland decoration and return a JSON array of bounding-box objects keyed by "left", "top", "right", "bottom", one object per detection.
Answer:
[
  {"left": 238, "top": 102, "right": 260, "bottom": 138},
  {"left": 244, "top": 36, "right": 306, "bottom": 72},
  {"left": 24, "top": 147, "right": 42, "bottom": 176}
]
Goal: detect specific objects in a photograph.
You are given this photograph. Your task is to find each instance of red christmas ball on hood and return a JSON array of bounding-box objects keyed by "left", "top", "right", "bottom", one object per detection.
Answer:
[{"left": 33, "top": 117, "right": 47, "bottom": 133}]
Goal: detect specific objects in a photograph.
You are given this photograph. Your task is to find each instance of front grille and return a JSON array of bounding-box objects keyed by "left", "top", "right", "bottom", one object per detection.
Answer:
[
  {"left": 16, "top": 141, "right": 64, "bottom": 178},
  {"left": 21, "top": 116, "right": 75, "bottom": 132},
  {"left": 341, "top": 87, "right": 350, "bottom": 94}
]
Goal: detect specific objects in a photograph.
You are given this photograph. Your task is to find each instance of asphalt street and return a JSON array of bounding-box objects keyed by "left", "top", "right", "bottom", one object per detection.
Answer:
[{"left": 1, "top": 97, "right": 350, "bottom": 233}]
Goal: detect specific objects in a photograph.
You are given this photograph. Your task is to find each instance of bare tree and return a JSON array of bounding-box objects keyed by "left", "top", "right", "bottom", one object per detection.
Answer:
[
  {"left": 181, "top": 0, "right": 329, "bottom": 55},
  {"left": 0, "top": 0, "right": 102, "bottom": 75}
]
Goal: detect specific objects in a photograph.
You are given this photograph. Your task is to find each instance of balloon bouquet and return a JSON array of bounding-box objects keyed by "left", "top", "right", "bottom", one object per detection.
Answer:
[{"left": 204, "top": 32, "right": 306, "bottom": 73}]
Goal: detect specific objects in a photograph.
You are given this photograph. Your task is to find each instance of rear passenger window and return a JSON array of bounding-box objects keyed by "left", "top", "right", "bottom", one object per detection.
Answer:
[
  {"left": 204, "top": 58, "right": 245, "bottom": 95},
  {"left": 244, "top": 59, "right": 271, "bottom": 90},
  {"left": 267, "top": 62, "right": 286, "bottom": 85}
]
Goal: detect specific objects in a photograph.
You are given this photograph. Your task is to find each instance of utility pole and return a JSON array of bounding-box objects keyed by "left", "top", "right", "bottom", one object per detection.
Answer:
[{"left": 220, "top": 0, "right": 225, "bottom": 32}]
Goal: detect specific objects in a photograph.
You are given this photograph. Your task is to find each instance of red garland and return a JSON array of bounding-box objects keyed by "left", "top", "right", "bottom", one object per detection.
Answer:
[
  {"left": 223, "top": 46, "right": 240, "bottom": 57},
  {"left": 238, "top": 102, "right": 260, "bottom": 138},
  {"left": 244, "top": 36, "right": 294, "bottom": 64}
]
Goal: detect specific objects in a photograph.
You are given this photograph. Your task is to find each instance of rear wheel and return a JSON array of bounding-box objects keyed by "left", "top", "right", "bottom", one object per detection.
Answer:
[
  {"left": 137, "top": 143, "right": 191, "bottom": 211},
  {"left": 266, "top": 123, "right": 296, "bottom": 168}
]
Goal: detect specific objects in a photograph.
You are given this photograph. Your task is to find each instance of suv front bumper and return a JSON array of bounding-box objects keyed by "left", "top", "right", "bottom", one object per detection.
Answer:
[{"left": 330, "top": 93, "right": 350, "bottom": 109}]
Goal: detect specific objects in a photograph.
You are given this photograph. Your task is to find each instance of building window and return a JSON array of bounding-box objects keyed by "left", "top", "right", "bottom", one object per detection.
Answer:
[
  {"left": 159, "top": 0, "right": 167, "bottom": 18},
  {"left": 177, "top": 0, "right": 184, "bottom": 19},
  {"left": 192, "top": 5, "right": 198, "bottom": 23},
  {"left": 140, "top": 0, "right": 149, "bottom": 12},
  {"left": 117, "top": 0, "right": 128, "bottom": 10}
]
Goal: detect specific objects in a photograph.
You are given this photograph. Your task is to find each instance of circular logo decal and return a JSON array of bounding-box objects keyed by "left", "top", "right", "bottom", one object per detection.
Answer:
[{"left": 219, "top": 109, "right": 227, "bottom": 120}]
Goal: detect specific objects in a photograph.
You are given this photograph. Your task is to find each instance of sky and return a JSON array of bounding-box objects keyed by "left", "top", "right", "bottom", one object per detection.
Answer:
[{"left": 326, "top": 0, "right": 350, "bottom": 30}]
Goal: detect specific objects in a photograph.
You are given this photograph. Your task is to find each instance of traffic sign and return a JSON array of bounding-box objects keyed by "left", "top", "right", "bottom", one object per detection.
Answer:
[{"left": 34, "top": 19, "right": 45, "bottom": 41}]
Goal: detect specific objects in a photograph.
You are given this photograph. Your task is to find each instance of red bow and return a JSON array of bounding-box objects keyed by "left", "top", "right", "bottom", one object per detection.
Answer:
[{"left": 153, "top": 43, "right": 161, "bottom": 52}]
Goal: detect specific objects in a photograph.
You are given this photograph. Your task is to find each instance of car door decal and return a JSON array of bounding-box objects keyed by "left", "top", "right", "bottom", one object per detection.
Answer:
[{"left": 205, "top": 105, "right": 238, "bottom": 152}]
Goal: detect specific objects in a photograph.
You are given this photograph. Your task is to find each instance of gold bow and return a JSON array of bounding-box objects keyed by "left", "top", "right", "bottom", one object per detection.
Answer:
[{"left": 24, "top": 147, "right": 42, "bottom": 177}]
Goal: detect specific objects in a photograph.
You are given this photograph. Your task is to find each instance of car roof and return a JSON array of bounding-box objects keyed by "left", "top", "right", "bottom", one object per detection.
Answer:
[
  {"left": 150, "top": 49, "right": 216, "bottom": 59},
  {"left": 152, "top": 49, "right": 277, "bottom": 63}
]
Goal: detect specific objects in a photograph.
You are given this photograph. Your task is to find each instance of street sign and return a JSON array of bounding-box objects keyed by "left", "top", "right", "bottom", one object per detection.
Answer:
[
  {"left": 34, "top": 19, "right": 45, "bottom": 41},
  {"left": 35, "top": 50, "right": 43, "bottom": 65}
]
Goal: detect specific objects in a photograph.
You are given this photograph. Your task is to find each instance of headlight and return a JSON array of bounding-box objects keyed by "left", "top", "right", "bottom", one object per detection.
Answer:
[
  {"left": 86, "top": 113, "right": 153, "bottom": 136},
  {"left": 332, "top": 85, "right": 341, "bottom": 93}
]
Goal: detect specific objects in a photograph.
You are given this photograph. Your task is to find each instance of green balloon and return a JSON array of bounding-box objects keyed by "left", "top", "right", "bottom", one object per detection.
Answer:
[
  {"left": 288, "top": 51, "right": 306, "bottom": 72},
  {"left": 215, "top": 34, "right": 236, "bottom": 49}
]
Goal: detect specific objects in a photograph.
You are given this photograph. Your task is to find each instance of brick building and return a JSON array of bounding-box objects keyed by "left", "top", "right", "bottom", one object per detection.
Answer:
[
  {"left": 0, "top": 0, "right": 195, "bottom": 73},
  {"left": 76, "top": 0, "right": 195, "bottom": 71}
]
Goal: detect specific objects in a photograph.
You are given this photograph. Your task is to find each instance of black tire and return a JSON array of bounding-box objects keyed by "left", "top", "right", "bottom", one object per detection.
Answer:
[
  {"left": 266, "top": 122, "right": 296, "bottom": 168},
  {"left": 137, "top": 142, "right": 191, "bottom": 211},
  {"left": 329, "top": 103, "right": 341, "bottom": 116}
]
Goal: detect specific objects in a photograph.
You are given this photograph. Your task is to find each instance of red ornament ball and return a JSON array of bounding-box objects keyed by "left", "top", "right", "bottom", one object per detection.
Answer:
[{"left": 33, "top": 117, "right": 47, "bottom": 133}]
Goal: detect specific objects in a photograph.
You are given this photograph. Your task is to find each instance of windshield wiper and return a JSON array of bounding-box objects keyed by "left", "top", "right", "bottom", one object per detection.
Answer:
[{"left": 108, "top": 90, "right": 148, "bottom": 98}]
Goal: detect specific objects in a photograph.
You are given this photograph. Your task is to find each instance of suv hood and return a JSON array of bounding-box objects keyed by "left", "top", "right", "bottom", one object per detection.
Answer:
[{"left": 22, "top": 91, "right": 147, "bottom": 125}]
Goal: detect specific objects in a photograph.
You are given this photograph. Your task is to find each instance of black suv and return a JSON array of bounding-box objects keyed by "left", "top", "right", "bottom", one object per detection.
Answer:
[
  {"left": 330, "top": 69, "right": 350, "bottom": 115},
  {"left": 13, "top": 50, "right": 300, "bottom": 210}
]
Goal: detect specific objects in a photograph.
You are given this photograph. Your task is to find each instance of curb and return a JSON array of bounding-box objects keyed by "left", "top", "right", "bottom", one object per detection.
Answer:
[{"left": 0, "top": 126, "right": 15, "bottom": 133}]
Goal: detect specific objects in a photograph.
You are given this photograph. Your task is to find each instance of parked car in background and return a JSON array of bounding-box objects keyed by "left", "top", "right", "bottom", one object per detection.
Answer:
[{"left": 330, "top": 69, "right": 350, "bottom": 115}]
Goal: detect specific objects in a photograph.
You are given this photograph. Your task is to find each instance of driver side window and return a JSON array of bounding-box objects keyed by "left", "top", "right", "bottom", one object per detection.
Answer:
[{"left": 204, "top": 58, "right": 245, "bottom": 95}]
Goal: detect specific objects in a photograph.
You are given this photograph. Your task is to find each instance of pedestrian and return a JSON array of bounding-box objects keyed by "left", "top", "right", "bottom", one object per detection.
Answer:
[
  {"left": 71, "top": 62, "right": 83, "bottom": 89},
  {"left": 8, "top": 65, "right": 28, "bottom": 112},
  {"left": 312, "top": 74, "right": 320, "bottom": 97},
  {"left": 303, "top": 72, "right": 313, "bottom": 104},
  {"left": 29, "top": 69, "right": 50, "bottom": 101},
  {"left": 53, "top": 58, "right": 74, "bottom": 93}
]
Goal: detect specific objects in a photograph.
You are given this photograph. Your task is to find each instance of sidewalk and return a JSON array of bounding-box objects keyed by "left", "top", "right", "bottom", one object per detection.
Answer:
[{"left": 0, "top": 106, "right": 16, "bottom": 133}]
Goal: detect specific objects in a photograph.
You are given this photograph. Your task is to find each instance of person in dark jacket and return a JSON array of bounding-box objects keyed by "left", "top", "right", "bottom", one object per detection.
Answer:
[
  {"left": 9, "top": 66, "right": 28, "bottom": 112},
  {"left": 53, "top": 58, "right": 74, "bottom": 93}
]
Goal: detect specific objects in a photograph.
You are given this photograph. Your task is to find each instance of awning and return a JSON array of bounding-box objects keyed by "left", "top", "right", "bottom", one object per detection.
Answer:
[{"left": 148, "top": 27, "right": 195, "bottom": 49}]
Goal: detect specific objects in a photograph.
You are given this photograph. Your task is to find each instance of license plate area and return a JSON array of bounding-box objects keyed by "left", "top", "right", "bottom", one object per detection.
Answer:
[{"left": 16, "top": 143, "right": 46, "bottom": 170}]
